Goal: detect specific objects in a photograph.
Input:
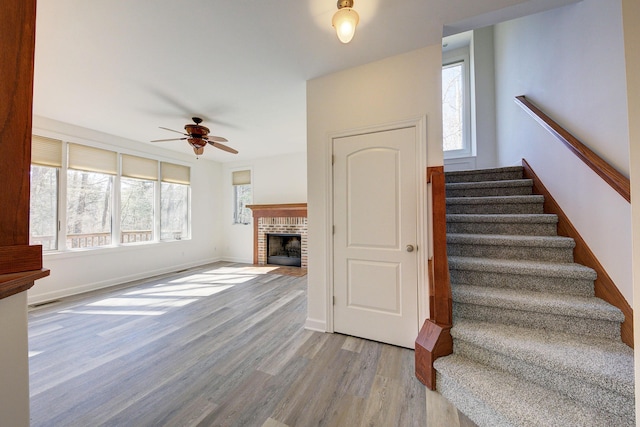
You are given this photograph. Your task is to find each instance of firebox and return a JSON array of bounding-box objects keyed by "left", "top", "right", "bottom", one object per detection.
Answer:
[{"left": 266, "top": 233, "right": 302, "bottom": 267}]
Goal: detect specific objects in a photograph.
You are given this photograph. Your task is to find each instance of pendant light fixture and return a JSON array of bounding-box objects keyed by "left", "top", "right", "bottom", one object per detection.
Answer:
[{"left": 332, "top": 0, "right": 359, "bottom": 44}]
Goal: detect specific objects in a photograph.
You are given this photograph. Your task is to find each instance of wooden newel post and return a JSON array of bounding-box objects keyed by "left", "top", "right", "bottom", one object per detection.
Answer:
[{"left": 415, "top": 166, "right": 453, "bottom": 390}]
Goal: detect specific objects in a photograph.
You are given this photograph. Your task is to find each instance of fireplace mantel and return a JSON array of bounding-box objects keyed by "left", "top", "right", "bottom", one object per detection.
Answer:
[
  {"left": 247, "top": 203, "right": 307, "bottom": 267},
  {"left": 246, "top": 203, "right": 307, "bottom": 219}
]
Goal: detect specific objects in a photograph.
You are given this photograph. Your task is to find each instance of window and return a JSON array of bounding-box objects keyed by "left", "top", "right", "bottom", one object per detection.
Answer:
[
  {"left": 30, "top": 136, "right": 62, "bottom": 251},
  {"left": 160, "top": 162, "right": 190, "bottom": 241},
  {"left": 29, "top": 136, "right": 192, "bottom": 251},
  {"left": 232, "top": 170, "right": 252, "bottom": 224},
  {"left": 442, "top": 49, "right": 471, "bottom": 158},
  {"left": 66, "top": 144, "right": 117, "bottom": 248},
  {"left": 120, "top": 155, "right": 158, "bottom": 244}
]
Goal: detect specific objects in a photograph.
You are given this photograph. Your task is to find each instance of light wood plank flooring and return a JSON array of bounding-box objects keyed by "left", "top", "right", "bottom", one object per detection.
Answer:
[{"left": 29, "top": 262, "right": 433, "bottom": 426}]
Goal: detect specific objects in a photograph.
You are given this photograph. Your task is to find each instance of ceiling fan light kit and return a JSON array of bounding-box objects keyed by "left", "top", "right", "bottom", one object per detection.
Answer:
[
  {"left": 332, "top": 0, "right": 359, "bottom": 44},
  {"left": 151, "top": 117, "right": 238, "bottom": 157}
]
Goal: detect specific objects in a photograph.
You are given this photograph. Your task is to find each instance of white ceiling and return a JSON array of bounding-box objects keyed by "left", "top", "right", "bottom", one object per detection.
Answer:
[{"left": 33, "top": 0, "right": 580, "bottom": 162}]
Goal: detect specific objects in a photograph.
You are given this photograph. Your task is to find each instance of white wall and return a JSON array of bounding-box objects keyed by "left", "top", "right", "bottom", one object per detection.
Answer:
[
  {"left": 28, "top": 117, "right": 224, "bottom": 304},
  {"left": 471, "top": 26, "right": 498, "bottom": 169},
  {"left": 306, "top": 45, "right": 443, "bottom": 332},
  {"left": 221, "top": 152, "right": 307, "bottom": 264},
  {"left": 493, "top": 0, "right": 633, "bottom": 304}
]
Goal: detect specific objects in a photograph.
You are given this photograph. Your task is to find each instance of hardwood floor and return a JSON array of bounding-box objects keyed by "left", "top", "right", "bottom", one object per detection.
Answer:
[{"left": 28, "top": 262, "right": 429, "bottom": 426}]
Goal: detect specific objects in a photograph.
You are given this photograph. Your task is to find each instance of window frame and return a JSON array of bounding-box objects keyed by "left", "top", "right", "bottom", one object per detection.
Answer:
[
  {"left": 231, "top": 169, "right": 252, "bottom": 225},
  {"left": 442, "top": 47, "right": 472, "bottom": 159}
]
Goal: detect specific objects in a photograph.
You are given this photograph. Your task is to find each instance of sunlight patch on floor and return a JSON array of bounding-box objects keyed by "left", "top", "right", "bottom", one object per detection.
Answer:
[
  {"left": 125, "top": 284, "right": 234, "bottom": 297},
  {"left": 58, "top": 309, "right": 166, "bottom": 316},
  {"left": 87, "top": 297, "right": 198, "bottom": 308}
]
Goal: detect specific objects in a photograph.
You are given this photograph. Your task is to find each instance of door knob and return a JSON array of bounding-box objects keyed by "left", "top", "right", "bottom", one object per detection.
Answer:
[{"left": 406, "top": 244, "right": 415, "bottom": 252}]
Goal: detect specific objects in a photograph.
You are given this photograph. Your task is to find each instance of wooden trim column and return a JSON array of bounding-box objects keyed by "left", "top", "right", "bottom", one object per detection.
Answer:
[
  {"left": 0, "top": 0, "right": 49, "bottom": 297},
  {"left": 1, "top": 1, "right": 49, "bottom": 425}
]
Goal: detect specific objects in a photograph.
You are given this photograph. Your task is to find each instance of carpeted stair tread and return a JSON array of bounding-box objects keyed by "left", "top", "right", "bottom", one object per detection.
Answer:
[
  {"left": 446, "top": 179, "right": 533, "bottom": 190},
  {"left": 447, "top": 233, "right": 575, "bottom": 248},
  {"left": 447, "top": 213, "right": 558, "bottom": 225},
  {"left": 446, "top": 195, "right": 544, "bottom": 205},
  {"left": 452, "top": 284, "right": 624, "bottom": 322},
  {"left": 448, "top": 256, "right": 597, "bottom": 280},
  {"left": 446, "top": 179, "right": 533, "bottom": 197},
  {"left": 445, "top": 166, "right": 524, "bottom": 184},
  {"left": 446, "top": 214, "right": 559, "bottom": 236},
  {"left": 450, "top": 319, "right": 634, "bottom": 397},
  {"left": 435, "top": 354, "right": 631, "bottom": 427}
]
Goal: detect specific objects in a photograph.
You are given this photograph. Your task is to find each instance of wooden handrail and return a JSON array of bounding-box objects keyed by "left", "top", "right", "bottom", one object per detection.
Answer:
[
  {"left": 415, "top": 166, "right": 453, "bottom": 390},
  {"left": 515, "top": 95, "right": 630, "bottom": 203}
]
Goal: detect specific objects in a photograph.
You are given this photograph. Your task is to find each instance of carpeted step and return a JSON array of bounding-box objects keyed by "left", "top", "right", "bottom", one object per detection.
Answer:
[
  {"left": 448, "top": 256, "right": 596, "bottom": 297},
  {"left": 447, "top": 233, "right": 575, "bottom": 262},
  {"left": 449, "top": 319, "right": 635, "bottom": 420},
  {"left": 445, "top": 166, "right": 524, "bottom": 184},
  {"left": 434, "top": 353, "right": 632, "bottom": 427},
  {"left": 452, "top": 284, "right": 623, "bottom": 339},
  {"left": 446, "top": 179, "right": 533, "bottom": 198},
  {"left": 446, "top": 195, "right": 544, "bottom": 215},
  {"left": 446, "top": 213, "right": 559, "bottom": 236}
]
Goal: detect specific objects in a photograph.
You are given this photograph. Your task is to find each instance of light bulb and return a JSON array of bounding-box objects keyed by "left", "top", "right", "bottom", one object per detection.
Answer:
[{"left": 332, "top": 7, "right": 359, "bottom": 44}]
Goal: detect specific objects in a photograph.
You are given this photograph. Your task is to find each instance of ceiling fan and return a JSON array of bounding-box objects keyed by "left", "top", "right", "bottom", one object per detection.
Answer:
[{"left": 151, "top": 117, "right": 238, "bottom": 156}]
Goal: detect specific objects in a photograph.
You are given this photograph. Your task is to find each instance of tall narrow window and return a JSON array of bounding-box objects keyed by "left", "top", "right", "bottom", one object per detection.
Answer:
[
  {"left": 442, "top": 61, "right": 464, "bottom": 151},
  {"left": 232, "top": 170, "right": 252, "bottom": 225},
  {"left": 67, "top": 143, "right": 117, "bottom": 248},
  {"left": 30, "top": 135, "right": 62, "bottom": 251},
  {"left": 442, "top": 51, "right": 471, "bottom": 158},
  {"left": 121, "top": 154, "right": 157, "bottom": 244},
  {"left": 160, "top": 162, "right": 190, "bottom": 241}
]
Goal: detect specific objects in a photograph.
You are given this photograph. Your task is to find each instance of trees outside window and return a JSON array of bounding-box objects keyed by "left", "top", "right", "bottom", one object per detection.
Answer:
[
  {"left": 66, "top": 170, "right": 113, "bottom": 248},
  {"left": 161, "top": 182, "right": 189, "bottom": 240},
  {"left": 442, "top": 61, "right": 465, "bottom": 152},
  {"left": 30, "top": 165, "right": 58, "bottom": 250},
  {"left": 121, "top": 177, "right": 154, "bottom": 243}
]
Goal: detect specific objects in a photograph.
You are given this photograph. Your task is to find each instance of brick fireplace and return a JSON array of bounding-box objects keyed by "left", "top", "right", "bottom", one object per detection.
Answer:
[{"left": 246, "top": 203, "right": 307, "bottom": 268}]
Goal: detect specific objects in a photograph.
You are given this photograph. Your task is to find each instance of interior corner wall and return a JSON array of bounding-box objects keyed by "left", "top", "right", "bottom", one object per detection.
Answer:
[
  {"left": 306, "top": 45, "right": 443, "bottom": 331},
  {"left": 471, "top": 26, "right": 497, "bottom": 169},
  {"left": 221, "top": 152, "right": 307, "bottom": 264},
  {"left": 621, "top": 0, "right": 640, "bottom": 419},
  {"left": 493, "top": 0, "right": 633, "bottom": 303},
  {"left": 27, "top": 117, "right": 224, "bottom": 304}
]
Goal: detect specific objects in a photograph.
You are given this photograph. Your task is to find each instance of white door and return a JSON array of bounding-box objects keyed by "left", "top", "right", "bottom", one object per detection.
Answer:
[{"left": 333, "top": 126, "right": 418, "bottom": 348}]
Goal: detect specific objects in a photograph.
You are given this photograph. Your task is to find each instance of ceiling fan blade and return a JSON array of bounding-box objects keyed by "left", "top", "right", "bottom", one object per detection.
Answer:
[
  {"left": 159, "top": 126, "right": 188, "bottom": 136},
  {"left": 206, "top": 135, "right": 229, "bottom": 143},
  {"left": 208, "top": 141, "right": 238, "bottom": 154},
  {"left": 150, "top": 137, "right": 187, "bottom": 142}
]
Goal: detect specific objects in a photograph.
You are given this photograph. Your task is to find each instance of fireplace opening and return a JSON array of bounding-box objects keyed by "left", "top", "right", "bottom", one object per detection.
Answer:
[{"left": 267, "top": 233, "right": 302, "bottom": 267}]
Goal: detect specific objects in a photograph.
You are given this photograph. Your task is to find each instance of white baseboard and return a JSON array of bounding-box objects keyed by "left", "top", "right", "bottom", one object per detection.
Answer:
[
  {"left": 304, "top": 317, "right": 327, "bottom": 332},
  {"left": 444, "top": 156, "right": 477, "bottom": 171},
  {"left": 221, "top": 256, "right": 254, "bottom": 264}
]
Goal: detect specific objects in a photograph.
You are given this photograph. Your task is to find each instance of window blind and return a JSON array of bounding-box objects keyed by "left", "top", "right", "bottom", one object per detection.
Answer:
[
  {"left": 161, "top": 162, "right": 190, "bottom": 185},
  {"left": 232, "top": 170, "right": 251, "bottom": 185},
  {"left": 68, "top": 143, "right": 118, "bottom": 175},
  {"left": 121, "top": 154, "right": 159, "bottom": 180},
  {"left": 32, "top": 135, "right": 63, "bottom": 167}
]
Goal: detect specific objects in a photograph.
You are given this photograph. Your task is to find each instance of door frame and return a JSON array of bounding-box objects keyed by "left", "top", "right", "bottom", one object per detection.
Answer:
[{"left": 325, "top": 116, "right": 429, "bottom": 334}]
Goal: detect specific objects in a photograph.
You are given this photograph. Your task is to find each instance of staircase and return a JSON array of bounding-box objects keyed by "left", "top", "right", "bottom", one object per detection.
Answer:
[{"left": 433, "top": 166, "right": 635, "bottom": 427}]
